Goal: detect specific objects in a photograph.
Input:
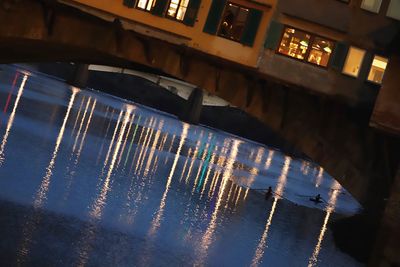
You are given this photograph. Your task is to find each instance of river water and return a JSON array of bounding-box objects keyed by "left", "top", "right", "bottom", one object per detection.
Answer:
[{"left": 0, "top": 65, "right": 363, "bottom": 266}]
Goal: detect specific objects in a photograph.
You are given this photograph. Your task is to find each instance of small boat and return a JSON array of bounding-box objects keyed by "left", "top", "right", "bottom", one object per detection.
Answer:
[{"left": 309, "top": 197, "right": 323, "bottom": 204}]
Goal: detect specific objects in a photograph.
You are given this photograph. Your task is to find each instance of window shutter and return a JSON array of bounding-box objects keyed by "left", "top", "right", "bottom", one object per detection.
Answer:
[
  {"left": 203, "top": 0, "right": 226, "bottom": 35},
  {"left": 152, "top": 0, "right": 168, "bottom": 16},
  {"left": 183, "top": 0, "right": 201, "bottom": 26},
  {"left": 358, "top": 51, "right": 374, "bottom": 80},
  {"left": 123, "top": 0, "right": 135, "bottom": 8},
  {"left": 264, "top": 21, "right": 284, "bottom": 50},
  {"left": 240, "top": 9, "right": 262, "bottom": 46},
  {"left": 330, "top": 42, "right": 349, "bottom": 71}
]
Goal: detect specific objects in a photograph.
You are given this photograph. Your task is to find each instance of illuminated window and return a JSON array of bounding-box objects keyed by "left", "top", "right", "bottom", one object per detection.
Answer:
[
  {"left": 136, "top": 0, "right": 156, "bottom": 11},
  {"left": 218, "top": 3, "right": 249, "bottom": 42},
  {"left": 277, "top": 27, "right": 334, "bottom": 67},
  {"left": 167, "top": 0, "right": 190, "bottom": 21},
  {"left": 278, "top": 27, "right": 311, "bottom": 60},
  {"left": 307, "top": 37, "right": 334, "bottom": 67},
  {"left": 361, "top": 0, "right": 382, "bottom": 13},
  {"left": 342, "top": 46, "right": 366, "bottom": 77},
  {"left": 387, "top": 0, "right": 400, "bottom": 20},
  {"left": 367, "top": 55, "right": 388, "bottom": 84}
]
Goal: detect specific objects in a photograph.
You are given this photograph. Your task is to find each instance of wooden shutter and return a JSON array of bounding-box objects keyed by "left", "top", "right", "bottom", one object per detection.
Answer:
[
  {"left": 264, "top": 21, "right": 284, "bottom": 50},
  {"left": 330, "top": 42, "right": 349, "bottom": 71},
  {"left": 203, "top": 0, "right": 226, "bottom": 34},
  {"left": 152, "top": 0, "right": 168, "bottom": 16},
  {"left": 240, "top": 9, "right": 263, "bottom": 46},
  {"left": 358, "top": 51, "right": 374, "bottom": 80},
  {"left": 183, "top": 0, "right": 201, "bottom": 26},
  {"left": 123, "top": 0, "right": 135, "bottom": 8}
]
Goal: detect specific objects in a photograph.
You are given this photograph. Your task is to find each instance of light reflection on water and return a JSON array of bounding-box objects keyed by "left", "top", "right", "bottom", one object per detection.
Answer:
[{"left": 0, "top": 66, "right": 362, "bottom": 267}]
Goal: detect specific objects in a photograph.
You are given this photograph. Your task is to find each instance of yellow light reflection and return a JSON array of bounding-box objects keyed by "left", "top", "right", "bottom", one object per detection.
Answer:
[
  {"left": 307, "top": 180, "right": 340, "bottom": 267},
  {"left": 90, "top": 108, "right": 131, "bottom": 219},
  {"left": 149, "top": 132, "right": 168, "bottom": 176},
  {"left": 137, "top": 122, "right": 156, "bottom": 176},
  {"left": 200, "top": 151, "right": 217, "bottom": 197},
  {"left": 234, "top": 186, "right": 243, "bottom": 208},
  {"left": 143, "top": 120, "right": 164, "bottom": 177},
  {"left": 246, "top": 147, "right": 264, "bottom": 188},
  {"left": 0, "top": 74, "right": 28, "bottom": 166},
  {"left": 148, "top": 123, "right": 189, "bottom": 237},
  {"left": 76, "top": 100, "right": 96, "bottom": 160},
  {"left": 164, "top": 134, "right": 176, "bottom": 164},
  {"left": 185, "top": 139, "right": 202, "bottom": 185},
  {"left": 264, "top": 150, "right": 274, "bottom": 169},
  {"left": 33, "top": 88, "right": 79, "bottom": 209},
  {"left": 251, "top": 156, "right": 291, "bottom": 267},
  {"left": 128, "top": 119, "right": 148, "bottom": 174},
  {"left": 315, "top": 167, "right": 324, "bottom": 188},
  {"left": 192, "top": 141, "right": 211, "bottom": 193},
  {"left": 95, "top": 109, "right": 115, "bottom": 165},
  {"left": 101, "top": 110, "right": 123, "bottom": 174},
  {"left": 209, "top": 170, "right": 221, "bottom": 197},
  {"left": 135, "top": 118, "right": 155, "bottom": 174},
  {"left": 251, "top": 197, "right": 279, "bottom": 267},
  {"left": 116, "top": 113, "right": 135, "bottom": 167},
  {"left": 179, "top": 147, "right": 191, "bottom": 183},
  {"left": 243, "top": 187, "right": 250, "bottom": 201},
  {"left": 196, "top": 140, "right": 241, "bottom": 265},
  {"left": 72, "top": 97, "right": 91, "bottom": 153},
  {"left": 63, "top": 99, "right": 96, "bottom": 202},
  {"left": 69, "top": 96, "right": 86, "bottom": 138},
  {"left": 224, "top": 182, "right": 235, "bottom": 209}
]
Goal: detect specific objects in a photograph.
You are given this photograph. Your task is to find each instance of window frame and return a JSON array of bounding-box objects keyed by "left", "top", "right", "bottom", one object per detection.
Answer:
[
  {"left": 341, "top": 46, "right": 367, "bottom": 78},
  {"left": 165, "top": 0, "right": 190, "bottom": 22},
  {"left": 275, "top": 25, "right": 336, "bottom": 69},
  {"left": 366, "top": 54, "right": 389, "bottom": 85},
  {"left": 216, "top": 1, "right": 251, "bottom": 44},
  {"left": 360, "top": 0, "right": 383, "bottom": 13},
  {"left": 136, "top": 0, "right": 157, "bottom": 12},
  {"left": 386, "top": 0, "right": 400, "bottom": 20}
]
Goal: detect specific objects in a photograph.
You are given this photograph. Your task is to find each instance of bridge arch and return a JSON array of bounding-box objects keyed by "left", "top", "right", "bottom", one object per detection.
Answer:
[{"left": 0, "top": 0, "right": 399, "bottom": 209}]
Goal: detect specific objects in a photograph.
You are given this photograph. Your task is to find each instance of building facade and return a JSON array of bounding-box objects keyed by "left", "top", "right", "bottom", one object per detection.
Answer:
[
  {"left": 60, "top": 0, "right": 276, "bottom": 67},
  {"left": 61, "top": 0, "right": 400, "bottom": 134},
  {"left": 261, "top": 0, "right": 400, "bottom": 107}
]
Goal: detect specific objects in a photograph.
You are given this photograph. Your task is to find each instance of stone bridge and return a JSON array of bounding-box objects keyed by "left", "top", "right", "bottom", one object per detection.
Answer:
[{"left": 0, "top": 0, "right": 399, "bottom": 215}]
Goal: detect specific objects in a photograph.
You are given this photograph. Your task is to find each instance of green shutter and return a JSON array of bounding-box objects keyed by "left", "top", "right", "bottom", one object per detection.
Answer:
[
  {"left": 330, "top": 42, "right": 349, "bottom": 71},
  {"left": 123, "top": 0, "right": 135, "bottom": 8},
  {"left": 183, "top": 0, "right": 201, "bottom": 26},
  {"left": 240, "top": 9, "right": 262, "bottom": 46},
  {"left": 264, "top": 21, "right": 284, "bottom": 50},
  {"left": 203, "top": 0, "right": 226, "bottom": 35},
  {"left": 152, "top": 0, "right": 168, "bottom": 16}
]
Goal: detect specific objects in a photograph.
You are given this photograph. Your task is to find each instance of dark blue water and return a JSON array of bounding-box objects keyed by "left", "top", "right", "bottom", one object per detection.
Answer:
[{"left": 0, "top": 65, "right": 362, "bottom": 266}]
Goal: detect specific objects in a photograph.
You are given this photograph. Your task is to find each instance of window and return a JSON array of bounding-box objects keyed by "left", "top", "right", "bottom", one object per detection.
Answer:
[
  {"left": 367, "top": 55, "right": 388, "bottom": 84},
  {"left": 387, "top": 0, "right": 400, "bottom": 20},
  {"left": 167, "top": 0, "right": 189, "bottom": 21},
  {"left": 136, "top": 0, "right": 156, "bottom": 11},
  {"left": 360, "top": 0, "right": 382, "bottom": 13},
  {"left": 278, "top": 27, "right": 310, "bottom": 60},
  {"left": 277, "top": 27, "right": 334, "bottom": 67},
  {"left": 218, "top": 3, "right": 249, "bottom": 42},
  {"left": 307, "top": 37, "right": 334, "bottom": 67},
  {"left": 342, "top": 46, "right": 366, "bottom": 77}
]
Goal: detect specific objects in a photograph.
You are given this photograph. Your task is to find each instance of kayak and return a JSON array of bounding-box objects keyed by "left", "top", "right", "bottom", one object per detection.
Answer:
[{"left": 309, "top": 198, "right": 323, "bottom": 203}]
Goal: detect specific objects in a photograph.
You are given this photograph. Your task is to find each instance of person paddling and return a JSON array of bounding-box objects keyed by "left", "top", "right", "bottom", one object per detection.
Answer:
[
  {"left": 265, "top": 186, "right": 273, "bottom": 200},
  {"left": 310, "top": 194, "right": 322, "bottom": 203}
]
